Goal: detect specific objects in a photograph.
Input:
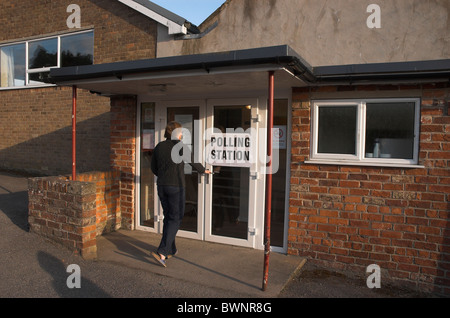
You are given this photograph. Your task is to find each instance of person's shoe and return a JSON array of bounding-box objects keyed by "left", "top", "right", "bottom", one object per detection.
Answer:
[
  {"left": 151, "top": 252, "right": 166, "bottom": 267},
  {"left": 167, "top": 250, "right": 178, "bottom": 259}
]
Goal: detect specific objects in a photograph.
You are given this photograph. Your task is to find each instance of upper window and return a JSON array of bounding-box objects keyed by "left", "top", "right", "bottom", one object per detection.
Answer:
[
  {"left": 0, "top": 30, "right": 93, "bottom": 89},
  {"left": 0, "top": 43, "right": 26, "bottom": 87},
  {"left": 311, "top": 98, "right": 420, "bottom": 166}
]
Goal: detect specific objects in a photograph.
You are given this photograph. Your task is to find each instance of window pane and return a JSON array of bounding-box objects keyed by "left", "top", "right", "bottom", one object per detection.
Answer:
[
  {"left": 61, "top": 32, "right": 94, "bottom": 67},
  {"left": 167, "top": 107, "right": 200, "bottom": 233},
  {"left": 318, "top": 106, "right": 357, "bottom": 155},
  {"left": 28, "top": 71, "right": 51, "bottom": 85},
  {"left": 212, "top": 166, "right": 249, "bottom": 240},
  {"left": 140, "top": 103, "right": 156, "bottom": 229},
  {"left": 212, "top": 105, "right": 251, "bottom": 240},
  {"left": 365, "top": 102, "right": 415, "bottom": 159},
  {"left": 0, "top": 44, "right": 25, "bottom": 87},
  {"left": 28, "top": 38, "right": 57, "bottom": 69}
]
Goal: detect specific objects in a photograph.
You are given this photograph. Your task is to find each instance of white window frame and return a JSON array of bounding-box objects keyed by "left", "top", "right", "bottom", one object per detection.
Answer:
[
  {"left": 0, "top": 29, "right": 93, "bottom": 90},
  {"left": 309, "top": 98, "right": 421, "bottom": 167},
  {"left": 26, "top": 35, "right": 60, "bottom": 86}
]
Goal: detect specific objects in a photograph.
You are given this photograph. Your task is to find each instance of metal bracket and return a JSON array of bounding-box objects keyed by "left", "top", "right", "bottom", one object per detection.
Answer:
[
  {"left": 251, "top": 114, "right": 260, "bottom": 123},
  {"left": 248, "top": 228, "right": 256, "bottom": 236},
  {"left": 250, "top": 172, "right": 259, "bottom": 180}
]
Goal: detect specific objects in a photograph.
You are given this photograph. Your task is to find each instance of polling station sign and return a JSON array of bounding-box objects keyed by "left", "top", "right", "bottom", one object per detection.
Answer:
[{"left": 206, "top": 133, "right": 252, "bottom": 167}]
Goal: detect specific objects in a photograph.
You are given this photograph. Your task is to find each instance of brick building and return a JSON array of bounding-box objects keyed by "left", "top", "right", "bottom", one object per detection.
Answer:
[
  {"left": 20, "top": 0, "right": 450, "bottom": 295},
  {"left": 0, "top": 0, "right": 162, "bottom": 175}
]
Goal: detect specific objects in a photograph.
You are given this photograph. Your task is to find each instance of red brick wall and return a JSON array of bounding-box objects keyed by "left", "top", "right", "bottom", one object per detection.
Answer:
[
  {"left": 76, "top": 171, "right": 121, "bottom": 235},
  {"left": 110, "top": 96, "right": 137, "bottom": 230},
  {"left": 0, "top": 0, "right": 156, "bottom": 175},
  {"left": 28, "top": 176, "right": 98, "bottom": 259},
  {"left": 28, "top": 171, "right": 122, "bottom": 259},
  {"left": 0, "top": 0, "right": 156, "bottom": 63},
  {"left": 289, "top": 83, "right": 450, "bottom": 295}
]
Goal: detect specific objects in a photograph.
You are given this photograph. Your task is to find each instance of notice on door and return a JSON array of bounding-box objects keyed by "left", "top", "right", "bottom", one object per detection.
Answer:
[
  {"left": 274, "top": 125, "right": 287, "bottom": 150},
  {"left": 206, "top": 133, "right": 252, "bottom": 167}
]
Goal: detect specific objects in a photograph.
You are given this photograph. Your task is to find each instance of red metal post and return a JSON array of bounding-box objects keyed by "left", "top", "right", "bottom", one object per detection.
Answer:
[
  {"left": 262, "top": 71, "right": 275, "bottom": 291},
  {"left": 72, "top": 85, "right": 77, "bottom": 181}
]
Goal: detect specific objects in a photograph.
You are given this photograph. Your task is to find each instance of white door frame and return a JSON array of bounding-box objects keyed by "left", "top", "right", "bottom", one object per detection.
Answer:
[
  {"left": 157, "top": 100, "right": 207, "bottom": 241},
  {"left": 135, "top": 93, "right": 290, "bottom": 253},
  {"left": 204, "top": 98, "right": 263, "bottom": 249}
]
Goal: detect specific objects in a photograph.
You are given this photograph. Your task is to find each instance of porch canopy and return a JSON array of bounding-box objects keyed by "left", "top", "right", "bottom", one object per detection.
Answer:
[
  {"left": 49, "top": 45, "right": 315, "bottom": 96},
  {"left": 49, "top": 44, "right": 450, "bottom": 95}
]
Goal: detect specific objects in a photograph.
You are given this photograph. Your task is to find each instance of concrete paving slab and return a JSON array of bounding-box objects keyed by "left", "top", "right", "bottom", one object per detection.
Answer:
[
  {"left": 1, "top": 170, "right": 306, "bottom": 298},
  {"left": 97, "top": 230, "right": 306, "bottom": 298}
]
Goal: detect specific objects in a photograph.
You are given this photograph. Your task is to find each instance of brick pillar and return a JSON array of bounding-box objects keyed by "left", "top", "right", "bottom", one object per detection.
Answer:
[
  {"left": 110, "top": 95, "right": 137, "bottom": 230},
  {"left": 76, "top": 171, "right": 121, "bottom": 235},
  {"left": 28, "top": 176, "right": 98, "bottom": 260}
]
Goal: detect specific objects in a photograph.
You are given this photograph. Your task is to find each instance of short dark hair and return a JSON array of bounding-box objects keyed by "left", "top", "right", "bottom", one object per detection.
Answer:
[{"left": 164, "top": 121, "right": 182, "bottom": 139}]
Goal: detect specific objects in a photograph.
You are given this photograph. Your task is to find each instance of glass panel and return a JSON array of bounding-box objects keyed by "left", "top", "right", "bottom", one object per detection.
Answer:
[
  {"left": 140, "top": 103, "right": 156, "bottom": 228},
  {"left": 28, "top": 38, "right": 58, "bottom": 69},
  {"left": 212, "top": 166, "right": 249, "bottom": 239},
  {"left": 28, "top": 71, "right": 51, "bottom": 85},
  {"left": 212, "top": 105, "right": 251, "bottom": 239},
  {"left": 0, "top": 44, "right": 26, "bottom": 87},
  {"left": 271, "top": 100, "right": 288, "bottom": 247},
  {"left": 318, "top": 106, "right": 357, "bottom": 155},
  {"left": 61, "top": 32, "right": 94, "bottom": 67},
  {"left": 167, "top": 107, "right": 200, "bottom": 233},
  {"left": 365, "top": 102, "right": 416, "bottom": 159}
]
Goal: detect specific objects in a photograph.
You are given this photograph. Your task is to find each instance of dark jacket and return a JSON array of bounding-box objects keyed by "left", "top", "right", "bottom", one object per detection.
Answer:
[{"left": 151, "top": 139, "right": 206, "bottom": 188}]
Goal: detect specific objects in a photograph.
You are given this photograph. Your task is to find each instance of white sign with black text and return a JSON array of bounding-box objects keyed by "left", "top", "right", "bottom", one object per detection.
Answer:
[{"left": 206, "top": 133, "right": 252, "bottom": 167}]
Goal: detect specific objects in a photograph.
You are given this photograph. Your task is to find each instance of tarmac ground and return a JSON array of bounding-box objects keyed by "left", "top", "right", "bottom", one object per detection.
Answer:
[{"left": 0, "top": 170, "right": 440, "bottom": 301}]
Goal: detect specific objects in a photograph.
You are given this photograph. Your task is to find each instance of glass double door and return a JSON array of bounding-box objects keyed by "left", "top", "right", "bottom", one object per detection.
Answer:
[{"left": 140, "top": 99, "right": 259, "bottom": 248}]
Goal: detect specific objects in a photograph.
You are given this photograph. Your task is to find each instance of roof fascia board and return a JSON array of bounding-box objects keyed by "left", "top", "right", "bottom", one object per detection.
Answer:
[
  {"left": 52, "top": 65, "right": 286, "bottom": 87},
  {"left": 313, "top": 59, "right": 450, "bottom": 82},
  {"left": 50, "top": 45, "right": 311, "bottom": 82},
  {"left": 117, "top": 0, "right": 187, "bottom": 35},
  {"left": 49, "top": 44, "right": 450, "bottom": 86}
]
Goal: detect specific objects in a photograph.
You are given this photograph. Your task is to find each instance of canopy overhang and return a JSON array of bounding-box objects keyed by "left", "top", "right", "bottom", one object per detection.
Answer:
[
  {"left": 49, "top": 45, "right": 314, "bottom": 97},
  {"left": 50, "top": 45, "right": 450, "bottom": 97}
]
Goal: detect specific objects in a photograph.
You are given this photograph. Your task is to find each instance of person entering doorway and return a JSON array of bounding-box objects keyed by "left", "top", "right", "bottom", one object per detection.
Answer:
[{"left": 150, "top": 121, "right": 211, "bottom": 267}]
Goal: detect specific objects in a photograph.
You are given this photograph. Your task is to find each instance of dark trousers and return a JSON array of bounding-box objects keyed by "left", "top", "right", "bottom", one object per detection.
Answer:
[{"left": 156, "top": 185, "right": 185, "bottom": 257}]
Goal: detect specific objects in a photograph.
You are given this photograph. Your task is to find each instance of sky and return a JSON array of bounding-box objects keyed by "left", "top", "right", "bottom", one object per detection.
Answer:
[{"left": 150, "top": 0, "right": 226, "bottom": 26}]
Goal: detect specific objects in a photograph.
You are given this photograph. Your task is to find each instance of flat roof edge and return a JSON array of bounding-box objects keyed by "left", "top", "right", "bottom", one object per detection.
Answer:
[
  {"left": 50, "top": 45, "right": 314, "bottom": 83},
  {"left": 49, "top": 45, "right": 450, "bottom": 86},
  {"left": 314, "top": 59, "right": 450, "bottom": 77}
]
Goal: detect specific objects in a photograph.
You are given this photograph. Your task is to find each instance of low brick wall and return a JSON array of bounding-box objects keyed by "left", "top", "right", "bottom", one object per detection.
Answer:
[
  {"left": 28, "top": 171, "right": 121, "bottom": 259},
  {"left": 76, "top": 171, "right": 121, "bottom": 236}
]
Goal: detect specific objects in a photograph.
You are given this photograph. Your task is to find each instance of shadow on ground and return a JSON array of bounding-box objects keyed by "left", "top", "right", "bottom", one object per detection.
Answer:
[{"left": 279, "top": 262, "right": 438, "bottom": 298}]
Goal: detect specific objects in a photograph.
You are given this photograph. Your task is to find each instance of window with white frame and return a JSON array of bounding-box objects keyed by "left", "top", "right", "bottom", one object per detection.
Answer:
[
  {"left": 0, "top": 30, "right": 93, "bottom": 89},
  {"left": 310, "top": 98, "right": 420, "bottom": 166}
]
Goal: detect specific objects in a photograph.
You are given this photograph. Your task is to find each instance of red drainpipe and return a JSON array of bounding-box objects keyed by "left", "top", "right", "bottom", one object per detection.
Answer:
[
  {"left": 72, "top": 85, "right": 77, "bottom": 181},
  {"left": 262, "top": 71, "right": 274, "bottom": 291}
]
